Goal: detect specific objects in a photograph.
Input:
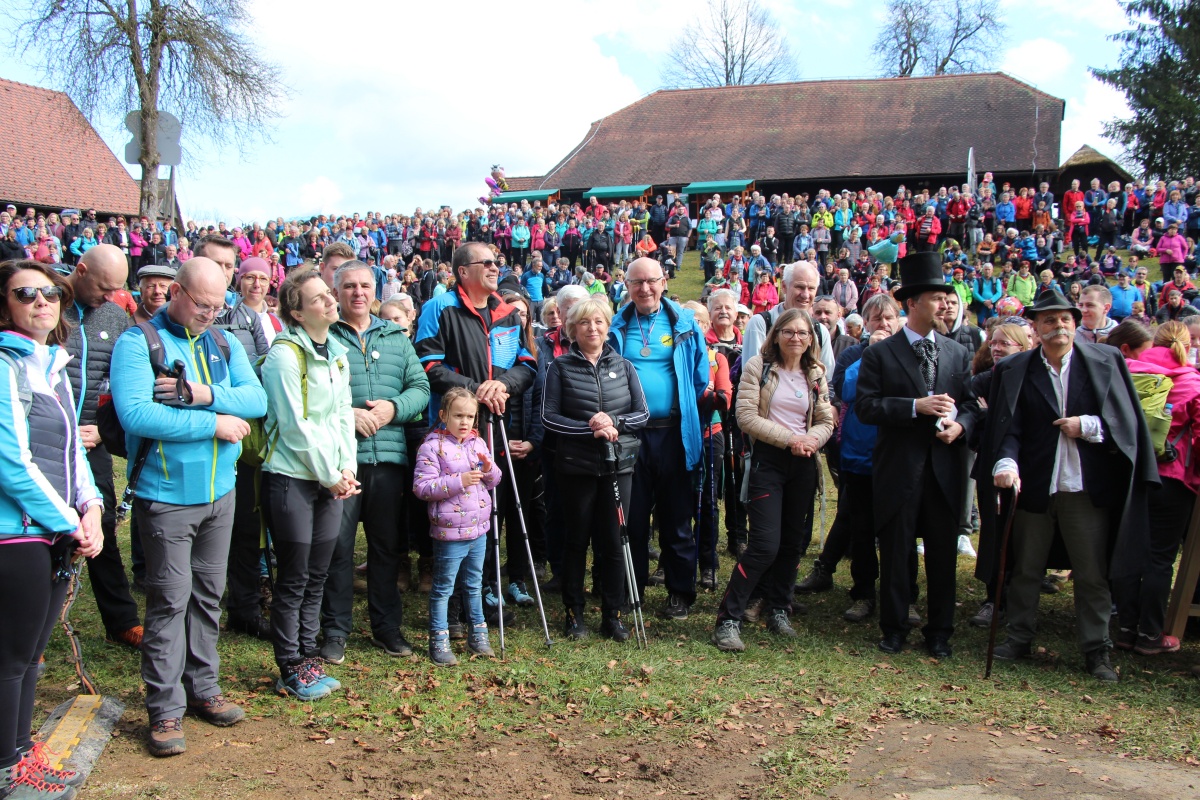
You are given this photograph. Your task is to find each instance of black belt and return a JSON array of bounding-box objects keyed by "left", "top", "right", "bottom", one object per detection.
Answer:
[{"left": 643, "top": 416, "right": 681, "bottom": 430}]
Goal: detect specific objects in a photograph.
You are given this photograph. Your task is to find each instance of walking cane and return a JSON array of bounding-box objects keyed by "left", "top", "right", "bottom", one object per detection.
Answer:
[
  {"left": 486, "top": 421, "right": 506, "bottom": 657},
  {"left": 606, "top": 443, "right": 648, "bottom": 648},
  {"left": 985, "top": 486, "right": 1020, "bottom": 678},
  {"left": 496, "top": 416, "right": 554, "bottom": 648}
]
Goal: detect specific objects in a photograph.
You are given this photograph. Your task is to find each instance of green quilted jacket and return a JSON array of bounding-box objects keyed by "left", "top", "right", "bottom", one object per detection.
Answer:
[{"left": 329, "top": 317, "right": 430, "bottom": 467}]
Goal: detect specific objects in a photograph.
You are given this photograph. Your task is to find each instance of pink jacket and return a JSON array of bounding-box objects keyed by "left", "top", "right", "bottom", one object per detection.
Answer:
[
  {"left": 1157, "top": 232, "right": 1188, "bottom": 266},
  {"left": 412, "top": 429, "right": 502, "bottom": 541},
  {"left": 1127, "top": 346, "right": 1200, "bottom": 492}
]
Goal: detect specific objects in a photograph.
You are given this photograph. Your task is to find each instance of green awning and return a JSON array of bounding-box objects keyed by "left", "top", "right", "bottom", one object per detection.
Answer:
[
  {"left": 494, "top": 189, "right": 558, "bottom": 204},
  {"left": 582, "top": 185, "right": 652, "bottom": 200},
  {"left": 681, "top": 180, "right": 754, "bottom": 195}
]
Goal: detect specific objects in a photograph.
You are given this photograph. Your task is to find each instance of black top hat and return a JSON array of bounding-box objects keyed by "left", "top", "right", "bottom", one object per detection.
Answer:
[
  {"left": 894, "top": 252, "right": 954, "bottom": 301},
  {"left": 1023, "top": 288, "right": 1082, "bottom": 322}
]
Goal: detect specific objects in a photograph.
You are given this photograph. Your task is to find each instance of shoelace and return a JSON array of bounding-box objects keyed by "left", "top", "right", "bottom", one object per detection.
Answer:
[
  {"left": 7, "top": 760, "right": 62, "bottom": 793},
  {"left": 298, "top": 658, "right": 327, "bottom": 683},
  {"left": 152, "top": 718, "right": 182, "bottom": 733},
  {"left": 21, "top": 741, "right": 79, "bottom": 783}
]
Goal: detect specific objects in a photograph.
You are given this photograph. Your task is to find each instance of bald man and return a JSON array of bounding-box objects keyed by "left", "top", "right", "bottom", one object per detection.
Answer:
[
  {"left": 111, "top": 257, "right": 267, "bottom": 755},
  {"left": 64, "top": 244, "right": 145, "bottom": 648}
]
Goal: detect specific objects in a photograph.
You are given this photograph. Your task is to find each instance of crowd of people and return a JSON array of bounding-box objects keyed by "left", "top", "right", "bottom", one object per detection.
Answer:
[{"left": 1, "top": 173, "right": 1199, "bottom": 795}]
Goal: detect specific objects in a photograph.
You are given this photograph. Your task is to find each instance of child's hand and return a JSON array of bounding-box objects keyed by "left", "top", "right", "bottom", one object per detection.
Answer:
[
  {"left": 479, "top": 452, "right": 493, "bottom": 473},
  {"left": 461, "top": 469, "right": 484, "bottom": 487}
]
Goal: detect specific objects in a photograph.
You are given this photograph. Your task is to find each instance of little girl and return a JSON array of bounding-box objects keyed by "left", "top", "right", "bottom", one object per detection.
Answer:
[{"left": 412, "top": 388, "right": 502, "bottom": 665}]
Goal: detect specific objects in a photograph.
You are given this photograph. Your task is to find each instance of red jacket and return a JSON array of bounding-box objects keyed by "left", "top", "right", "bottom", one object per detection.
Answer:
[
  {"left": 1013, "top": 195, "right": 1034, "bottom": 220},
  {"left": 1063, "top": 190, "right": 1085, "bottom": 215},
  {"left": 916, "top": 214, "right": 941, "bottom": 244}
]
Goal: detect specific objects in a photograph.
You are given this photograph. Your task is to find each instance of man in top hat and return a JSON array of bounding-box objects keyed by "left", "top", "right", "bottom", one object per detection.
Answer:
[
  {"left": 855, "top": 252, "right": 980, "bottom": 658},
  {"left": 983, "top": 290, "right": 1158, "bottom": 681}
]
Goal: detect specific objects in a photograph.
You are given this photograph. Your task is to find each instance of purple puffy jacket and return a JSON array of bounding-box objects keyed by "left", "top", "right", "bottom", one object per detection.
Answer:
[{"left": 412, "top": 429, "right": 502, "bottom": 541}]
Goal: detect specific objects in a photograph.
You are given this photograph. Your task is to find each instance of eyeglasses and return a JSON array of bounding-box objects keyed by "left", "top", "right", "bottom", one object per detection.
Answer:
[
  {"left": 178, "top": 284, "right": 221, "bottom": 317},
  {"left": 779, "top": 329, "right": 812, "bottom": 340},
  {"left": 627, "top": 278, "right": 663, "bottom": 290},
  {"left": 464, "top": 259, "right": 497, "bottom": 268},
  {"left": 11, "top": 286, "right": 63, "bottom": 304}
]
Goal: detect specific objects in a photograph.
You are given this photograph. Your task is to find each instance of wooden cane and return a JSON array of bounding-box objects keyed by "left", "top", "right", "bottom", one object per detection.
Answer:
[{"left": 985, "top": 486, "right": 1020, "bottom": 678}]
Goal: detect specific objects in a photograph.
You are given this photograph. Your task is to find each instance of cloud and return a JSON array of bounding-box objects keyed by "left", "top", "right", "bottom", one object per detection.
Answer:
[
  {"left": 176, "top": 0, "right": 643, "bottom": 221},
  {"left": 1060, "top": 78, "right": 1131, "bottom": 164}
]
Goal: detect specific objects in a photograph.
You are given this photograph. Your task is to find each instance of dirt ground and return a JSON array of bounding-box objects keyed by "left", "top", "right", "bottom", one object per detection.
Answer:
[{"left": 80, "top": 705, "right": 1200, "bottom": 799}]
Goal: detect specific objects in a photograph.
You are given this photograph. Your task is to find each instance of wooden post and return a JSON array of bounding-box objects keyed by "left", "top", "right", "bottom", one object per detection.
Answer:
[{"left": 1165, "top": 491, "right": 1200, "bottom": 639}]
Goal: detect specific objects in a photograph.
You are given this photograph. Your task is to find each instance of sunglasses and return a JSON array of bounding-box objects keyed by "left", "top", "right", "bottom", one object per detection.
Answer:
[{"left": 11, "top": 286, "right": 64, "bottom": 304}]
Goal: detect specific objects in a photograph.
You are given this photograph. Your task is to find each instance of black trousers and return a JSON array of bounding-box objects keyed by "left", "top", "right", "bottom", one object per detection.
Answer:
[
  {"left": 263, "top": 473, "right": 342, "bottom": 669},
  {"left": 322, "top": 463, "right": 407, "bottom": 639},
  {"left": 561, "top": 473, "right": 630, "bottom": 614},
  {"left": 817, "top": 471, "right": 901, "bottom": 602},
  {"left": 226, "top": 464, "right": 265, "bottom": 622},
  {"left": 877, "top": 464, "right": 958, "bottom": 641},
  {"left": 628, "top": 427, "right": 698, "bottom": 605},
  {"left": 717, "top": 445, "right": 817, "bottom": 621},
  {"left": 723, "top": 427, "right": 747, "bottom": 548},
  {"left": 1114, "top": 476, "right": 1194, "bottom": 639},
  {"left": 0, "top": 542, "right": 70, "bottom": 768},
  {"left": 497, "top": 456, "right": 546, "bottom": 581},
  {"left": 697, "top": 432, "right": 725, "bottom": 572},
  {"left": 85, "top": 445, "right": 141, "bottom": 635}
]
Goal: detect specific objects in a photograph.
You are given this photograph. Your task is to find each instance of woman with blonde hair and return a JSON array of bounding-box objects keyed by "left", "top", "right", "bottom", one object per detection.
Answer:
[{"left": 1115, "top": 320, "right": 1200, "bottom": 656}]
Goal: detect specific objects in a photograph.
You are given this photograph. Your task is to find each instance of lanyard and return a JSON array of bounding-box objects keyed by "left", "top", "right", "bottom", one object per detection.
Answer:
[{"left": 635, "top": 309, "right": 658, "bottom": 357}]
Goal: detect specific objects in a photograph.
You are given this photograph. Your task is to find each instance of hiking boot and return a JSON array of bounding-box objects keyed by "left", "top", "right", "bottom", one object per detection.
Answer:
[
  {"left": 542, "top": 573, "right": 562, "bottom": 592},
  {"left": 699, "top": 568, "right": 717, "bottom": 592},
  {"left": 1113, "top": 627, "right": 1137, "bottom": 651},
  {"left": 1133, "top": 633, "right": 1181, "bottom": 656},
  {"left": 353, "top": 575, "right": 368, "bottom": 594},
  {"left": 1086, "top": 648, "right": 1119, "bottom": 682},
  {"left": 276, "top": 661, "right": 332, "bottom": 700},
  {"left": 712, "top": 619, "right": 745, "bottom": 652},
  {"left": 0, "top": 761, "right": 78, "bottom": 799},
  {"left": 647, "top": 567, "right": 666, "bottom": 587},
  {"left": 600, "top": 612, "right": 630, "bottom": 642},
  {"left": 907, "top": 604, "right": 921, "bottom": 628},
  {"left": 466, "top": 623, "right": 495, "bottom": 657},
  {"left": 259, "top": 575, "right": 272, "bottom": 611},
  {"left": 658, "top": 594, "right": 689, "bottom": 621},
  {"left": 842, "top": 599, "right": 875, "bottom": 623},
  {"left": 371, "top": 629, "right": 415, "bottom": 657},
  {"left": 969, "top": 602, "right": 998, "bottom": 628},
  {"left": 743, "top": 597, "right": 765, "bottom": 624},
  {"left": 533, "top": 562, "right": 549, "bottom": 583},
  {"left": 319, "top": 635, "right": 347, "bottom": 665},
  {"left": 396, "top": 556, "right": 413, "bottom": 593},
  {"left": 19, "top": 742, "right": 84, "bottom": 787},
  {"left": 648, "top": 544, "right": 661, "bottom": 561},
  {"left": 957, "top": 534, "right": 977, "bottom": 558},
  {"left": 147, "top": 717, "right": 186, "bottom": 757},
  {"left": 795, "top": 560, "right": 833, "bottom": 594},
  {"left": 106, "top": 625, "right": 144, "bottom": 650},
  {"left": 227, "top": 613, "right": 272, "bottom": 640},
  {"left": 417, "top": 556, "right": 433, "bottom": 593},
  {"left": 483, "top": 587, "right": 515, "bottom": 627},
  {"left": 563, "top": 607, "right": 588, "bottom": 640},
  {"left": 186, "top": 694, "right": 244, "bottom": 727},
  {"left": 992, "top": 639, "right": 1032, "bottom": 661},
  {"left": 302, "top": 657, "right": 341, "bottom": 691},
  {"left": 507, "top": 581, "right": 535, "bottom": 607},
  {"left": 766, "top": 609, "right": 797, "bottom": 637},
  {"left": 429, "top": 630, "right": 458, "bottom": 666},
  {"left": 1041, "top": 573, "right": 1065, "bottom": 594},
  {"left": 735, "top": 542, "right": 747, "bottom": 557},
  {"left": 447, "top": 594, "right": 466, "bottom": 640}
]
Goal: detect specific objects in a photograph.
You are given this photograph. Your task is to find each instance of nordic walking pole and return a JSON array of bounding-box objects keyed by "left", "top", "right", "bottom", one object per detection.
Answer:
[
  {"left": 985, "top": 486, "right": 1019, "bottom": 678},
  {"left": 708, "top": 423, "right": 718, "bottom": 588},
  {"left": 486, "top": 421, "right": 506, "bottom": 657},
  {"left": 496, "top": 416, "right": 553, "bottom": 647},
  {"left": 606, "top": 443, "right": 647, "bottom": 648}
]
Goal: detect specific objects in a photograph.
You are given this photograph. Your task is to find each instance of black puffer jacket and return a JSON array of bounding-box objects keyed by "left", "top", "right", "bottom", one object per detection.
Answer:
[
  {"left": 63, "top": 300, "right": 131, "bottom": 425},
  {"left": 540, "top": 343, "right": 649, "bottom": 475}
]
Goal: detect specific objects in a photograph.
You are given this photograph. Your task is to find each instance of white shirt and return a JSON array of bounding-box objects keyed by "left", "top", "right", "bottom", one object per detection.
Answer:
[{"left": 993, "top": 347, "right": 1103, "bottom": 492}]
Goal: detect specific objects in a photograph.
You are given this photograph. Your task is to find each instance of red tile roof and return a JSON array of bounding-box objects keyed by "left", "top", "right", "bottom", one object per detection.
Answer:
[
  {"left": 535, "top": 73, "right": 1063, "bottom": 191},
  {"left": 0, "top": 77, "right": 141, "bottom": 216},
  {"left": 502, "top": 175, "right": 540, "bottom": 191}
]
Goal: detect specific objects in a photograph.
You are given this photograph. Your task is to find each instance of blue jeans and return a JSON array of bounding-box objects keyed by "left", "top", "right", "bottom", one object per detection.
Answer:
[{"left": 429, "top": 537, "right": 486, "bottom": 633}]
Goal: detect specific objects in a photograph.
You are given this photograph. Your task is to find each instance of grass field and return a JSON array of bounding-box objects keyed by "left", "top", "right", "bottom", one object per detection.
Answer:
[{"left": 38, "top": 249, "right": 1200, "bottom": 798}]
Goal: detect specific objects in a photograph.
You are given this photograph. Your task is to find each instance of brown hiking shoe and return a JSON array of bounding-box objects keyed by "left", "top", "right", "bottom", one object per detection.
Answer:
[
  {"left": 186, "top": 694, "right": 245, "bottom": 727},
  {"left": 148, "top": 718, "right": 186, "bottom": 757},
  {"left": 107, "top": 625, "right": 144, "bottom": 650}
]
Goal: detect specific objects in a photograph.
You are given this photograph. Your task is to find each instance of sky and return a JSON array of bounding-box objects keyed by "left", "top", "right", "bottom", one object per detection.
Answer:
[{"left": 1, "top": 0, "right": 1134, "bottom": 223}]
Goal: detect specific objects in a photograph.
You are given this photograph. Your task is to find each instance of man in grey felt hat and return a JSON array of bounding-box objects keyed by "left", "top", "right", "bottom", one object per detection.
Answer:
[{"left": 983, "top": 289, "right": 1159, "bottom": 681}]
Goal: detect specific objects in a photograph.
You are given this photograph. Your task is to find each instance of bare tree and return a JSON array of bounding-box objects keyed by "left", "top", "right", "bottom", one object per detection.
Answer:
[
  {"left": 873, "top": 0, "right": 1005, "bottom": 77},
  {"left": 14, "top": 1, "right": 284, "bottom": 219},
  {"left": 661, "top": 0, "right": 799, "bottom": 89}
]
